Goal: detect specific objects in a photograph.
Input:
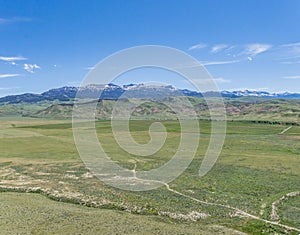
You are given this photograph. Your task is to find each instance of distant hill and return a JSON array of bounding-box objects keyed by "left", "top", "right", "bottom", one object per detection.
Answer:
[
  {"left": 1, "top": 84, "right": 300, "bottom": 104},
  {"left": 27, "top": 97, "right": 300, "bottom": 124}
]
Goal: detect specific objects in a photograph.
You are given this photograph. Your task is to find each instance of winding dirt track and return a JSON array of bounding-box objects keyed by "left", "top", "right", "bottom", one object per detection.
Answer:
[
  {"left": 164, "top": 183, "right": 300, "bottom": 233},
  {"left": 131, "top": 164, "right": 300, "bottom": 233}
]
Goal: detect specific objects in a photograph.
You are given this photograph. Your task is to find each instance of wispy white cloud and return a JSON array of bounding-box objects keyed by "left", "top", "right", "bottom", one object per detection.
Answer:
[
  {"left": 211, "top": 44, "right": 228, "bottom": 53},
  {"left": 84, "top": 66, "right": 95, "bottom": 70},
  {"left": 201, "top": 60, "right": 241, "bottom": 66},
  {"left": 0, "top": 74, "right": 20, "bottom": 78},
  {"left": 279, "top": 55, "right": 300, "bottom": 60},
  {"left": 174, "top": 59, "right": 241, "bottom": 69},
  {"left": 283, "top": 75, "right": 300, "bottom": 80},
  {"left": 0, "top": 17, "right": 32, "bottom": 24},
  {"left": 280, "top": 60, "right": 300, "bottom": 64},
  {"left": 213, "top": 77, "right": 231, "bottom": 83},
  {"left": 243, "top": 44, "right": 272, "bottom": 56},
  {"left": 0, "top": 86, "right": 19, "bottom": 90},
  {"left": 0, "top": 56, "right": 27, "bottom": 62},
  {"left": 196, "top": 77, "right": 231, "bottom": 85},
  {"left": 188, "top": 43, "right": 207, "bottom": 51},
  {"left": 279, "top": 42, "right": 300, "bottom": 58},
  {"left": 280, "top": 42, "right": 300, "bottom": 48},
  {"left": 24, "top": 64, "right": 41, "bottom": 73}
]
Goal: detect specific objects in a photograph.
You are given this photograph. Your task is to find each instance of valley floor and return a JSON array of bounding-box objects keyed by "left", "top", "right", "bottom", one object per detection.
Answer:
[{"left": 0, "top": 117, "right": 299, "bottom": 234}]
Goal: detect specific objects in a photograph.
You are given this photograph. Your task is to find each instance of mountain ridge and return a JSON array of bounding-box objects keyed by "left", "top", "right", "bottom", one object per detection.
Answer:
[{"left": 1, "top": 84, "right": 300, "bottom": 104}]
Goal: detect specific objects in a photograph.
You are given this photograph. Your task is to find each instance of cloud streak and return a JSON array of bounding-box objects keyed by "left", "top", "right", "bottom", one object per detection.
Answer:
[
  {"left": 283, "top": 75, "right": 300, "bottom": 80},
  {"left": 0, "top": 87, "right": 19, "bottom": 90},
  {"left": 0, "top": 17, "right": 32, "bottom": 24},
  {"left": 201, "top": 60, "right": 241, "bottom": 66},
  {"left": 84, "top": 66, "right": 95, "bottom": 70},
  {"left": 279, "top": 42, "right": 300, "bottom": 58},
  {"left": 0, "top": 74, "right": 20, "bottom": 78},
  {"left": 280, "top": 61, "right": 300, "bottom": 64},
  {"left": 196, "top": 77, "right": 231, "bottom": 85},
  {"left": 243, "top": 43, "right": 272, "bottom": 56},
  {"left": 211, "top": 44, "right": 228, "bottom": 53},
  {"left": 280, "top": 42, "right": 300, "bottom": 48},
  {"left": 213, "top": 77, "right": 231, "bottom": 83},
  {"left": 0, "top": 56, "right": 27, "bottom": 62},
  {"left": 188, "top": 43, "right": 207, "bottom": 51}
]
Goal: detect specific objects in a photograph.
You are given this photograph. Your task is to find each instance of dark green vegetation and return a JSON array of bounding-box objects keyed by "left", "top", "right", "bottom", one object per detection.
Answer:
[{"left": 0, "top": 110, "right": 299, "bottom": 234}]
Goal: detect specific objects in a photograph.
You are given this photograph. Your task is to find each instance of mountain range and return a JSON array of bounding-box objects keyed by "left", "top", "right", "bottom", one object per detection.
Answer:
[{"left": 1, "top": 84, "right": 300, "bottom": 104}]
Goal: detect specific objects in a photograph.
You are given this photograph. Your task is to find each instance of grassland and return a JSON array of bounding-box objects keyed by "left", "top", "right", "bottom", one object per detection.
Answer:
[
  {"left": 1, "top": 192, "right": 240, "bottom": 235},
  {"left": 0, "top": 113, "right": 299, "bottom": 234}
]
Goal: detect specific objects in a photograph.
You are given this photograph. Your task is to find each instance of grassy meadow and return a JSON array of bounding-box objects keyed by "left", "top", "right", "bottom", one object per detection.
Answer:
[{"left": 0, "top": 113, "right": 299, "bottom": 234}]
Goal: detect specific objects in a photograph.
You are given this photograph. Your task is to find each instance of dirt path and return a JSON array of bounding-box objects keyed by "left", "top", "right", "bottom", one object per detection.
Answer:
[
  {"left": 130, "top": 164, "right": 300, "bottom": 233},
  {"left": 279, "top": 126, "right": 292, "bottom": 134},
  {"left": 164, "top": 183, "right": 300, "bottom": 233},
  {"left": 271, "top": 191, "right": 300, "bottom": 221}
]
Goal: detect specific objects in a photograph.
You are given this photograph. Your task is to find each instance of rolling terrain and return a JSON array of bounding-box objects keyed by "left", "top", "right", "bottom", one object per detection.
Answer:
[
  {"left": 0, "top": 115, "right": 299, "bottom": 234},
  {"left": 0, "top": 85, "right": 300, "bottom": 234},
  {"left": 1, "top": 96, "right": 300, "bottom": 124}
]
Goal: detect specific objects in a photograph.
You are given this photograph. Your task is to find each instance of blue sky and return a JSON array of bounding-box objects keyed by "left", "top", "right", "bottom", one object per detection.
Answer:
[{"left": 0, "top": 0, "right": 300, "bottom": 96}]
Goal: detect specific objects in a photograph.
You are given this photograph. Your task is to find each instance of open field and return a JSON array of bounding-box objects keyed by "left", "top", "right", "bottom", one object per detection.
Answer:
[
  {"left": 0, "top": 116, "right": 300, "bottom": 234},
  {"left": 1, "top": 192, "right": 241, "bottom": 235}
]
